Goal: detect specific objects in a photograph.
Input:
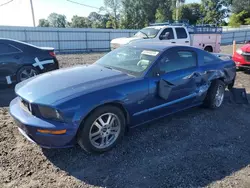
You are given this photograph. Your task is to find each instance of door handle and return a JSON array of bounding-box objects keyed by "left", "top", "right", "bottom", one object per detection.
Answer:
[
  {"left": 171, "top": 42, "right": 176, "bottom": 43},
  {"left": 185, "top": 41, "right": 189, "bottom": 43}
]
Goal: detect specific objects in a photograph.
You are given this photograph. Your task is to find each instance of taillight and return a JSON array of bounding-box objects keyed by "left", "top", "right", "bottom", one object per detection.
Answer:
[{"left": 49, "top": 51, "right": 56, "bottom": 57}]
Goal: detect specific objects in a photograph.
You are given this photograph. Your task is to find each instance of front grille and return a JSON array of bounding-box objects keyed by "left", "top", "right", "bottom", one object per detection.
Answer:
[
  {"left": 20, "top": 98, "right": 32, "bottom": 114},
  {"left": 243, "top": 54, "right": 250, "bottom": 62}
]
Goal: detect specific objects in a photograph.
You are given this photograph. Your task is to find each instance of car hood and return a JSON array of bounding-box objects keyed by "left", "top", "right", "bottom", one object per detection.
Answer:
[
  {"left": 241, "top": 44, "right": 250, "bottom": 53},
  {"left": 15, "top": 64, "right": 134, "bottom": 105},
  {"left": 111, "top": 37, "right": 142, "bottom": 45}
]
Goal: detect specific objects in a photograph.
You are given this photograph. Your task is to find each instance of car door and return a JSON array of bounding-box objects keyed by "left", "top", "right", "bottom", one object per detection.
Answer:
[
  {"left": 159, "top": 27, "right": 178, "bottom": 45},
  {"left": 174, "top": 27, "right": 191, "bottom": 46},
  {"left": 144, "top": 47, "right": 202, "bottom": 120}
]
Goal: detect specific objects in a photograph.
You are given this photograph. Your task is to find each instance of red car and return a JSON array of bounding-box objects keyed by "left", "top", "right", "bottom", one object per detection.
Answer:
[{"left": 233, "top": 42, "right": 250, "bottom": 70}]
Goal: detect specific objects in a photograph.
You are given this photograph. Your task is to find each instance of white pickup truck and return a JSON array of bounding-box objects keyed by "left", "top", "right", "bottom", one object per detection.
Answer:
[{"left": 111, "top": 24, "right": 222, "bottom": 53}]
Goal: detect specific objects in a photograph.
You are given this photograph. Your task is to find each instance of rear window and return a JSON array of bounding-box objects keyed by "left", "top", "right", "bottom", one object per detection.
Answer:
[
  {"left": 203, "top": 53, "right": 220, "bottom": 64},
  {"left": 0, "top": 43, "right": 20, "bottom": 55},
  {"left": 175, "top": 28, "right": 188, "bottom": 39}
]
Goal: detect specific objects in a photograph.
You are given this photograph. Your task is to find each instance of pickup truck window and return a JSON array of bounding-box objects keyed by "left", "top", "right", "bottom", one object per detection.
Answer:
[
  {"left": 158, "top": 50, "right": 197, "bottom": 73},
  {"left": 175, "top": 28, "right": 188, "bottom": 39},
  {"left": 134, "top": 28, "right": 160, "bottom": 38},
  {"left": 160, "top": 28, "right": 174, "bottom": 40}
]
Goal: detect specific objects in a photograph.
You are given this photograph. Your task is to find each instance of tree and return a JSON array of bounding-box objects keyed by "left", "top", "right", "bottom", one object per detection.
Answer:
[
  {"left": 174, "top": 0, "right": 185, "bottom": 20},
  {"left": 88, "top": 12, "right": 105, "bottom": 28},
  {"left": 48, "top": 13, "right": 67, "bottom": 28},
  {"left": 102, "top": 0, "right": 122, "bottom": 28},
  {"left": 38, "top": 19, "right": 50, "bottom": 27},
  {"left": 71, "top": 15, "right": 91, "bottom": 28},
  {"left": 230, "top": 0, "right": 250, "bottom": 14},
  {"left": 155, "top": 0, "right": 174, "bottom": 22},
  {"left": 229, "top": 10, "right": 250, "bottom": 27},
  {"left": 120, "top": 0, "right": 148, "bottom": 29},
  {"left": 172, "top": 3, "right": 202, "bottom": 25},
  {"left": 199, "top": 0, "right": 229, "bottom": 25}
]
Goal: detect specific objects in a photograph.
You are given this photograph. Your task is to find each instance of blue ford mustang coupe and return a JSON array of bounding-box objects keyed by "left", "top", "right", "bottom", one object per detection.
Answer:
[{"left": 10, "top": 43, "right": 236, "bottom": 153}]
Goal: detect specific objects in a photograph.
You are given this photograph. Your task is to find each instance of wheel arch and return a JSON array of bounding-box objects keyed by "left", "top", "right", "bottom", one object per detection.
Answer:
[
  {"left": 204, "top": 45, "right": 213, "bottom": 52},
  {"left": 78, "top": 101, "right": 130, "bottom": 129}
]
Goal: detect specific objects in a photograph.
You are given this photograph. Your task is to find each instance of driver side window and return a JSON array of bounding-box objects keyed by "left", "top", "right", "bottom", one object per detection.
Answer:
[
  {"left": 159, "top": 28, "right": 174, "bottom": 40},
  {"left": 158, "top": 50, "right": 197, "bottom": 74}
]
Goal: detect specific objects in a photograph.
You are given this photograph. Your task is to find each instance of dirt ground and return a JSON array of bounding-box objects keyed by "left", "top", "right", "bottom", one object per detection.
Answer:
[{"left": 1, "top": 45, "right": 250, "bottom": 188}]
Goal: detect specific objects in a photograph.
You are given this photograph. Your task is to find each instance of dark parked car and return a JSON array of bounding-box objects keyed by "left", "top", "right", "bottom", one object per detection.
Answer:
[
  {"left": 0, "top": 38, "right": 59, "bottom": 86},
  {"left": 10, "top": 43, "right": 236, "bottom": 153}
]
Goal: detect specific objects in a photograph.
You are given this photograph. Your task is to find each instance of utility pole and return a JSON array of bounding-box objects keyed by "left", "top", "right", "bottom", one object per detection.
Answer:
[{"left": 30, "top": 0, "right": 36, "bottom": 27}]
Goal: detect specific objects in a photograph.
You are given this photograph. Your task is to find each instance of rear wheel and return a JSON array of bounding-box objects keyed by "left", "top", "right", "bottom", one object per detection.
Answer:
[
  {"left": 16, "top": 66, "right": 39, "bottom": 83},
  {"left": 203, "top": 80, "right": 225, "bottom": 109},
  {"left": 77, "top": 105, "right": 126, "bottom": 153}
]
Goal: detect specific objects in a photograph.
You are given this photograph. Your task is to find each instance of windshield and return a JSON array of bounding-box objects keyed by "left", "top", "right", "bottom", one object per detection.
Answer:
[
  {"left": 134, "top": 28, "right": 160, "bottom": 38},
  {"left": 95, "top": 47, "right": 160, "bottom": 76}
]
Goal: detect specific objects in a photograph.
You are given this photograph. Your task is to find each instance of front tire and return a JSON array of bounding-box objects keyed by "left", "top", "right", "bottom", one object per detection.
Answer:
[
  {"left": 77, "top": 105, "right": 126, "bottom": 154},
  {"left": 203, "top": 80, "right": 225, "bottom": 109}
]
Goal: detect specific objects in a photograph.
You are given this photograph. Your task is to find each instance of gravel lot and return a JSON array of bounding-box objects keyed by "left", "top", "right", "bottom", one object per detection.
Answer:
[{"left": 1, "top": 45, "right": 250, "bottom": 188}]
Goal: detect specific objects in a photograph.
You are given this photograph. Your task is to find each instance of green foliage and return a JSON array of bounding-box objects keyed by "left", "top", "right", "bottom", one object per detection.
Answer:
[
  {"left": 38, "top": 0, "right": 235, "bottom": 29},
  {"left": 102, "top": 0, "right": 122, "bottom": 28},
  {"left": 155, "top": 0, "right": 174, "bottom": 22},
  {"left": 172, "top": 3, "right": 202, "bottom": 25},
  {"left": 229, "top": 10, "right": 250, "bottom": 27},
  {"left": 200, "top": 0, "right": 229, "bottom": 24},
  {"left": 231, "top": 0, "right": 250, "bottom": 14},
  {"left": 71, "top": 15, "right": 91, "bottom": 28},
  {"left": 245, "top": 18, "right": 250, "bottom": 25},
  {"left": 48, "top": 13, "right": 67, "bottom": 28},
  {"left": 38, "top": 19, "right": 50, "bottom": 27},
  {"left": 120, "top": 0, "right": 148, "bottom": 29}
]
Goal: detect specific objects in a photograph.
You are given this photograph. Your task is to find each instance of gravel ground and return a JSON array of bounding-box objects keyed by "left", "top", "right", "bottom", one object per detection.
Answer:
[{"left": 1, "top": 45, "right": 250, "bottom": 188}]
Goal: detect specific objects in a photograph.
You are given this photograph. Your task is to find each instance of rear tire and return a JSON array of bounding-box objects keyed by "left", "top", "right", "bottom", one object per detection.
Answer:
[
  {"left": 203, "top": 80, "right": 225, "bottom": 109},
  {"left": 16, "top": 66, "right": 39, "bottom": 83},
  {"left": 77, "top": 105, "right": 126, "bottom": 154}
]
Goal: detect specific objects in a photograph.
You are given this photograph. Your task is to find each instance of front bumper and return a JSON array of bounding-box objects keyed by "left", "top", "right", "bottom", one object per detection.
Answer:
[{"left": 9, "top": 97, "right": 77, "bottom": 148}]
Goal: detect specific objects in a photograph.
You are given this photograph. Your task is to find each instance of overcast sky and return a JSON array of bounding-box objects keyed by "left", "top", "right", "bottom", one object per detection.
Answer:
[{"left": 0, "top": 0, "right": 200, "bottom": 27}]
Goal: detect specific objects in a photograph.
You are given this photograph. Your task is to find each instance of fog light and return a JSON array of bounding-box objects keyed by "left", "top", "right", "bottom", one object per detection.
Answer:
[{"left": 37, "top": 129, "right": 66, "bottom": 135}]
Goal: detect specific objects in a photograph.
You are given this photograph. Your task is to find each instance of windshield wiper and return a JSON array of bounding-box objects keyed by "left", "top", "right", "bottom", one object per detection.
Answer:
[{"left": 139, "top": 31, "right": 149, "bottom": 38}]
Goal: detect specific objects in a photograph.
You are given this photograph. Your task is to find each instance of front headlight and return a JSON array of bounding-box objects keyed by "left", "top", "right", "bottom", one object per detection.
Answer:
[
  {"left": 236, "top": 48, "right": 243, "bottom": 54},
  {"left": 38, "top": 106, "right": 63, "bottom": 121}
]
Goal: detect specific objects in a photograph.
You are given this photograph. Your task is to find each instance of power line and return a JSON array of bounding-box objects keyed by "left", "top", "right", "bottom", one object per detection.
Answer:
[
  {"left": 30, "top": 0, "right": 36, "bottom": 27},
  {"left": 66, "top": 0, "right": 99, "bottom": 10},
  {"left": 0, "top": 0, "right": 14, "bottom": 7}
]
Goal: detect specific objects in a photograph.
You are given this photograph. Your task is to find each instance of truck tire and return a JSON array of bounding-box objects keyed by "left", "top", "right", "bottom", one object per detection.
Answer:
[
  {"left": 77, "top": 105, "right": 126, "bottom": 154},
  {"left": 203, "top": 80, "right": 225, "bottom": 109}
]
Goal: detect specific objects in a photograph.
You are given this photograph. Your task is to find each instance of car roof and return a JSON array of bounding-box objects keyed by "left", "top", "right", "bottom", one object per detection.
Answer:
[{"left": 0, "top": 38, "right": 39, "bottom": 49}]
